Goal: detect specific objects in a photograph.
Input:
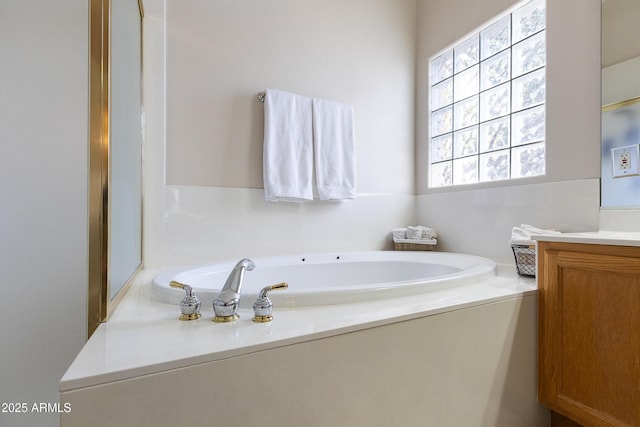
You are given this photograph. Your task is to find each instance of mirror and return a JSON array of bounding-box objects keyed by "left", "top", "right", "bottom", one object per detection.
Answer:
[
  {"left": 88, "top": 0, "right": 144, "bottom": 337},
  {"left": 601, "top": 0, "right": 640, "bottom": 208}
]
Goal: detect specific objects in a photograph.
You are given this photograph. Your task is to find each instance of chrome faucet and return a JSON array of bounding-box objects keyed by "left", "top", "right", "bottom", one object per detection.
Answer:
[
  {"left": 212, "top": 258, "right": 255, "bottom": 322},
  {"left": 253, "top": 282, "right": 288, "bottom": 323},
  {"left": 169, "top": 281, "right": 201, "bottom": 321}
]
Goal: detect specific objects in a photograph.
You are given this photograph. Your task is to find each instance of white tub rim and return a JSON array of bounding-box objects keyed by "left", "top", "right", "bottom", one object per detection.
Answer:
[{"left": 151, "top": 250, "right": 497, "bottom": 307}]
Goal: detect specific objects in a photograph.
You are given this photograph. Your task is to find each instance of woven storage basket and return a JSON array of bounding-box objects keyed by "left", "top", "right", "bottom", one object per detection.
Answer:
[
  {"left": 393, "top": 238, "right": 436, "bottom": 251},
  {"left": 511, "top": 244, "right": 536, "bottom": 277}
]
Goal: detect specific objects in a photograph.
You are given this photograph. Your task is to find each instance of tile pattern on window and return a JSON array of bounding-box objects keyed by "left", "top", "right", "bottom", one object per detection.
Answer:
[{"left": 429, "top": 0, "right": 546, "bottom": 187}]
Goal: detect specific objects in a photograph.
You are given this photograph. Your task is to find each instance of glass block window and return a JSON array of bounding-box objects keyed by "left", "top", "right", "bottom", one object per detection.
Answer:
[{"left": 429, "top": 0, "right": 546, "bottom": 188}]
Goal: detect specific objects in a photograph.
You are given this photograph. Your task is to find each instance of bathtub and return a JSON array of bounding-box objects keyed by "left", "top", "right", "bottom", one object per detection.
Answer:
[
  {"left": 152, "top": 251, "right": 497, "bottom": 307},
  {"left": 63, "top": 254, "right": 545, "bottom": 426}
]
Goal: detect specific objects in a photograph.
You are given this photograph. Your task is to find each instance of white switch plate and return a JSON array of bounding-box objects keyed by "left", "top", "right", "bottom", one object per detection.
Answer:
[{"left": 612, "top": 144, "right": 640, "bottom": 178}]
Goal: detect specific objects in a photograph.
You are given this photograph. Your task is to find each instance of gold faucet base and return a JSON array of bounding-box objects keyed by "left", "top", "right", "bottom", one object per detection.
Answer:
[
  {"left": 213, "top": 314, "right": 239, "bottom": 323},
  {"left": 178, "top": 313, "right": 201, "bottom": 321},
  {"left": 252, "top": 315, "right": 273, "bottom": 323}
]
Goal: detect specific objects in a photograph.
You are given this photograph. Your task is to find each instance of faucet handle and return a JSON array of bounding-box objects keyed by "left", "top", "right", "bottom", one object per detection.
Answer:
[
  {"left": 169, "top": 281, "right": 202, "bottom": 321},
  {"left": 253, "top": 282, "right": 288, "bottom": 323}
]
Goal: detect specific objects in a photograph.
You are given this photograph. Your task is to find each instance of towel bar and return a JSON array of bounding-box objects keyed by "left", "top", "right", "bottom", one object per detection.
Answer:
[{"left": 258, "top": 92, "right": 266, "bottom": 103}]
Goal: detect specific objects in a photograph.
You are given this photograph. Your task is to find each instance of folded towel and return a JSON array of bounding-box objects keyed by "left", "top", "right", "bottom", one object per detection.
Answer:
[
  {"left": 312, "top": 97, "right": 356, "bottom": 201},
  {"left": 392, "top": 228, "right": 407, "bottom": 239},
  {"left": 406, "top": 226, "right": 423, "bottom": 240},
  {"left": 404, "top": 225, "right": 438, "bottom": 240},
  {"left": 511, "top": 224, "right": 561, "bottom": 245},
  {"left": 417, "top": 226, "right": 438, "bottom": 240},
  {"left": 263, "top": 88, "right": 314, "bottom": 202}
]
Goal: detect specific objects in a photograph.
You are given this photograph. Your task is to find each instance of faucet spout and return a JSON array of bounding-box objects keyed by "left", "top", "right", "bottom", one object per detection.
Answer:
[{"left": 212, "top": 258, "right": 255, "bottom": 322}]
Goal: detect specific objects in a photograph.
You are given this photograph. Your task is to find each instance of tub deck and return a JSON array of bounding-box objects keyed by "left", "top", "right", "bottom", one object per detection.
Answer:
[{"left": 60, "top": 264, "right": 536, "bottom": 392}]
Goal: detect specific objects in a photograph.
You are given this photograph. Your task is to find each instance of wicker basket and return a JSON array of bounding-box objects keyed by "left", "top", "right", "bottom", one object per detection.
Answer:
[
  {"left": 511, "top": 244, "right": 536, "bottom": 277},
  {"left": 393, "top": 238, "right": 437, "bottom": 251}
]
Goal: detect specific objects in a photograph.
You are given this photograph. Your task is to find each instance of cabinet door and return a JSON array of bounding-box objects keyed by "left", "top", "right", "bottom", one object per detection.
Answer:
[{"left": 538, "top": 242, "right": 640, "bottom": 427}]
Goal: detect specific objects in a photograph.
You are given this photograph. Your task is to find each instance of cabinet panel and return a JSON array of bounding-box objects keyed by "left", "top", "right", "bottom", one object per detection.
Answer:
[{"left": 538, "top": 242, "right": 640, "bottom": 427}]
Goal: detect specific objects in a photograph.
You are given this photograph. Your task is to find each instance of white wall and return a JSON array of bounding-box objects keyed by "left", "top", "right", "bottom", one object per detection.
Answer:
[
  {"left": 143, "top": 0, "right": 418, "bottom": 268},
  {"left": 415, "top": 0, "right": 602, "bottom": 263},
  {"left": 0, "top": 1, "right": 88, "bottom": 426},
  {"left": 146, "top": 0, "right": 607, "bottom": 268},
  {"left": 416, "top": 179, "right": 599, "bottom": 263},
  {"left": 152, "top": 186, "right": 415, "bottom": 267}
]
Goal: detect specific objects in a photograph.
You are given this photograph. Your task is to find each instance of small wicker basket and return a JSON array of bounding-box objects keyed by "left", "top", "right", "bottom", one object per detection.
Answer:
[
  {"left": 393, "top": 238, "right": 437, "bottom": 251},
  {"left": 511, "top": 244, "right": 536, "bottom": 277}
]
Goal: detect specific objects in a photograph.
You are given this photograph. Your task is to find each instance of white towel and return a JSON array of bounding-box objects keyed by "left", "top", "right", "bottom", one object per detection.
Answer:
[
  {"left": 312, "top": 98, "right": 356, "bottom": 200},
  {"left": 406, "top": 226, "right": 423, "bottom": 240},
  {"left": 511, "top": 224, "right": 561, "bottom": 245},
  {"left": 392, "top": 228, "right": 407, "bottom": 239},
  {"left": 417, "top": 226, "right": 438, "bottom": 240},
  {"left": 263, "top": 88, "right": 314, "bottom": 202}
]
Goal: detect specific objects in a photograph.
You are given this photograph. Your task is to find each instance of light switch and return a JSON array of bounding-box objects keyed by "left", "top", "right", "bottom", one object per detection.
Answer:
[{"left": 612, "top": 144, "right": 640, "bottom": 178}]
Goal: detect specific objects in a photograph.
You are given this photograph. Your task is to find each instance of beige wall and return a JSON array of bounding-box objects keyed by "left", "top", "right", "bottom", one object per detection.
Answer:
[
  {"left": 165, "top": 0, "right": 602, "bottom": 197},
  {"left": 143, "top": 0, "right": 418, "bottom": 267},
  {"left": 0, "top": 1, "right": 88, "bottom": 426},
  {"left": 166, "top": 0, "right": 417, "bottom": 195},
  {"left": 602, "top": 55, "right": 640, "bottom": 106}
]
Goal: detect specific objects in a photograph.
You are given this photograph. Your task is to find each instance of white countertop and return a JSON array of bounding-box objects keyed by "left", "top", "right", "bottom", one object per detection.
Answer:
[
  {"left": 532, "top": 230, "right": 640, "bottom": 247},
  {"left": 60, "top": 265, "right": 536, "bottom": 392}
]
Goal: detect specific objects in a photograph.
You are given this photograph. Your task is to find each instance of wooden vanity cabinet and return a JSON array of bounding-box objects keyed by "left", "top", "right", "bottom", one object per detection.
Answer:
[{"left": 538, "top": 241, "right": 640, "bottom": 427}]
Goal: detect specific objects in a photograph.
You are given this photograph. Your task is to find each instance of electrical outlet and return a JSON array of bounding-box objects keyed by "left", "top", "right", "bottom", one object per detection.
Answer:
[{"left": 612, "top": 144, "right": 640, "bottom": 178}]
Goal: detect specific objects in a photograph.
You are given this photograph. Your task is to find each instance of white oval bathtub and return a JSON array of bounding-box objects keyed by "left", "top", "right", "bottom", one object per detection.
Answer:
[{"left": 152, "top": 251, "right": 497, "bottom": 308}]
